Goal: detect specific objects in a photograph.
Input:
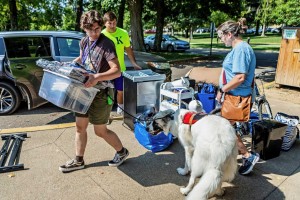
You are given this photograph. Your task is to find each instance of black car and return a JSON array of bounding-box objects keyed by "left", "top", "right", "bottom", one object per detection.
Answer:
[{"left": 0, "top": 31, "right": 170, "bottom": 115}]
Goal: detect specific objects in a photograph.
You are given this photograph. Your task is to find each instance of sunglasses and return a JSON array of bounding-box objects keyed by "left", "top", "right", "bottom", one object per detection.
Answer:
[{"left": 217, "top": 31, "right": 225, "bottom": 39}]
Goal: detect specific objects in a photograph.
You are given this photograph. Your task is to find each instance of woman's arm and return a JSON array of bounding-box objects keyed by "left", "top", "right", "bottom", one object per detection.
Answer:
[
  {"left": 221, "top": 73, "right": 246, "bottom": 92},
  {"left": 216, "top": 73, "right": 246, "bottom": 102}
]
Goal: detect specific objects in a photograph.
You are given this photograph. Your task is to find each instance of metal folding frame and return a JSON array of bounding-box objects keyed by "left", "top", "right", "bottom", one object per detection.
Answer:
[{"left": 0, "top": 133, "right": 28, "bottom": 173}]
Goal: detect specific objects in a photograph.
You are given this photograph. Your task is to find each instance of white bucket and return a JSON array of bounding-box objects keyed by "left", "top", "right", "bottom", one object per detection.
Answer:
[{"left": 171, "top": 77, "right": 189, "bottom": 87}]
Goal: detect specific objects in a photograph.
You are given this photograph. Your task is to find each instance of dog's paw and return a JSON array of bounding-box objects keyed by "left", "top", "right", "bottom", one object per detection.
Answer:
[
  {"left": 177, "top": 167, "right": 188, "bottom": 176},
  {"left": 180, "top": 187, "right": 190, "bottom": 195},
  {"left": 215, "top": 188, "right": 225, "bottom": 197}
]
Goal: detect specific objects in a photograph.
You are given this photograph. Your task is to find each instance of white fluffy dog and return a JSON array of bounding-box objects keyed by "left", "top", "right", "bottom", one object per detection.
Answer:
[{"left": 150, "top": 108, "right": 238, "bottom": 200}]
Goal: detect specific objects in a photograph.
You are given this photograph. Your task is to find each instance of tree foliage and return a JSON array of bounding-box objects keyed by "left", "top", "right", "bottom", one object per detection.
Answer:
[
  {"left": 270, "top": 0, "right": 300, "bottom": 26},
  {"left": 0, "top": 0, "right": 299, "bottom": 50}
]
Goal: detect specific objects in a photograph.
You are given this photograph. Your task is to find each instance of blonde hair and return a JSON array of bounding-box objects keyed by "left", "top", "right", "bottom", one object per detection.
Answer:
[{"left": 217, "top": 18, "right": 247, "bottom": 37}]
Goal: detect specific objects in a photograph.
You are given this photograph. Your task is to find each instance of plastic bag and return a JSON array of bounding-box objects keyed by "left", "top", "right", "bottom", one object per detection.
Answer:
[
  {"left": 134, "top": 123, "right": 173, "bottom": 153},
  {"left": 36, "top": 59, "right": 88, "bottom": 83},
  {"left": 274, "top": 112, "right": 299, "bottom": 151},
  {"left": 198, "top": 83, "right": 216, "bottom": 94}
]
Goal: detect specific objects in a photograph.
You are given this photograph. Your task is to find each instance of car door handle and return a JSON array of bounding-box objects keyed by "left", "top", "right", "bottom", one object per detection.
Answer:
[{"left": 14, "top": 64, "right": 27, "bottom": 70}]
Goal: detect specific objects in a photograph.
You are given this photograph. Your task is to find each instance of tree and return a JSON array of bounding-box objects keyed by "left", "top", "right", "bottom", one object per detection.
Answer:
[
  {"left": 255, "top": 0, "right": 276, "bottom": 36},
  {"left": 210, "top": 11, "right": 230, "bottom": 28},
  {"left": 271, "top": 0, "right": 300, "bottom": 26},
  {"left": 0, "top": 1, "right": 10, "bottom": 30},
  {"left": 128, "top": 0, "right": 144, "bottom": 51},
  {"left": 8, "top": 0, "right": 18, "bottom": 30},
  {"left": 117, "top": 0, "right": 126, "bottom": 28},
  {"left": 75, "top": 0, "right": 83, "bottom": 31},
  {"left": 153, "top": 0, "right": 165, "bottom": 51}
]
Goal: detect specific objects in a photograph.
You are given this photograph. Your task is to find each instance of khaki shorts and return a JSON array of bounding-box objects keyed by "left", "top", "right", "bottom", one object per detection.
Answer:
[{"left": 75, "top": 88, "right": 114, "bottom": 125}]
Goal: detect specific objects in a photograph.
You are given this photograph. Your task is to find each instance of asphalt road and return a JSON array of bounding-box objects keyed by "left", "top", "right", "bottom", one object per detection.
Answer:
[{"left": 0, "top": 49, "right": 279, "bottom": 130}]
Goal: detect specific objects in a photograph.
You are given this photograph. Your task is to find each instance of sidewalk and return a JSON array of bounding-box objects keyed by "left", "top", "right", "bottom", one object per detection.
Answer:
[{"left": 1, "top": 99, "right": 300, "bottom": 200}]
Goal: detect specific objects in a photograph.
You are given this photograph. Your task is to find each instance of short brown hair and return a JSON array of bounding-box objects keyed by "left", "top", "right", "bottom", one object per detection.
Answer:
[
  {"left": 103, "top": 11, "right": 117, "bottom": 23},
  {"left": 80, "top": 10, "right": 103, "bottom": 30}
]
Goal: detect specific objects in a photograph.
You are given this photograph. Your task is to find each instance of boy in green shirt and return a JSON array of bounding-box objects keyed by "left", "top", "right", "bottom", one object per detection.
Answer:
[{"left": 102, "top": 11, "right": 141, "bottom": 115}]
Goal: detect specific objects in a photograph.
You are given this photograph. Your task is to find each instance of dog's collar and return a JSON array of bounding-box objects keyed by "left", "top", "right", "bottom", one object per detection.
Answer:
[{"left": 183, "top": 112, "right": 207, "bottom": 125}]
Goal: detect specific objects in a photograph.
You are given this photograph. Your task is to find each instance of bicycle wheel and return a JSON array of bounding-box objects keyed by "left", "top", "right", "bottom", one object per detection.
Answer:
[
  {"left": 258, "top": 100, "right": 273, "bottom": 120},
  {"left": 235, "top": 122, "right": 249, "bottom": 136}
]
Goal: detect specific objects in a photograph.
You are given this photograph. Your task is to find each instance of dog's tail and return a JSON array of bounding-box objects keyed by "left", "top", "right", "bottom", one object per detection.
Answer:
[{"left": 186, "top": 169, "right": 222, "bottom": 200}]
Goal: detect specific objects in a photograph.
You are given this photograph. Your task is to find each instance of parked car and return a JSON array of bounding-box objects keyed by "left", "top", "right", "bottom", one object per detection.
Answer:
[
  {"left": 144, "top": 29, "right": 156, "bottom": 34},
  {"left": 144, "top": 34, "right": 190, "bottom": 52},
  {"left": 0, "top": 31, "right": 170, "bottom": 115},
  {"left": 195, "top": 28, "right": 209, "bottom": 33},
  {"left": 271, "top": 28, "right": 280, "bottom": 33},
  {"left": 246, "top": 28, "right": 255, "bottom": 34}
]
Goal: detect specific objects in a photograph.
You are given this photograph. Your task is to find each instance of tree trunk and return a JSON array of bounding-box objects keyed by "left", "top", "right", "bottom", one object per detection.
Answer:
[
  {"left": 261, "top": 23, "right": 266, "bottom": 37},
  {"left": 8, "top": 0, "right": 18, "bottom": 30},
  {"left": 154, "top": 0, "right": 165, "bottom": 51},
  {"left": 75, "top": 0, "right": 83, "bottom": 31},
  {"left": 255, "top": 20, "right": 260, "bottom": 36},
  {"left": 117, "top": 0, "right": 126, "bottom": 28},
  {"left": 128, "top": 0, "right": 145, "bottom": 51},
  {"left": 185, "top": 29, "right": 189, "bottom": 38}
]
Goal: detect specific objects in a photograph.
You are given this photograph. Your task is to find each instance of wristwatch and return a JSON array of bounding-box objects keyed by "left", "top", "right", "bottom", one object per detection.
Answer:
[{"left": 219, "top": 88, "right": 224, "bottom": 93}]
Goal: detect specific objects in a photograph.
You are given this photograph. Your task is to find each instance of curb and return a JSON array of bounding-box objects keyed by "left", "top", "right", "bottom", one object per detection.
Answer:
[{"left": 0, "top": 122, "right": 76, "bottom": 134}]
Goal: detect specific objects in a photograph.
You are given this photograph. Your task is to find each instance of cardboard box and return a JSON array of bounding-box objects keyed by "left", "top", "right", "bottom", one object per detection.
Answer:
[{"left": 186, "top": 67, "right": 222, "bottom": 86}]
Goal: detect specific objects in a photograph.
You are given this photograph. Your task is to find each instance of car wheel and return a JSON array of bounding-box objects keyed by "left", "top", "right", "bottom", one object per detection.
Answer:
[
  {"left": 145, "top": 44, "right": 151, "bottom": 52},
  {"left": 0, "top": 82, "right": 21, "bottom": 115},
  {"left": 167, "top": 45, "right": 174, "bottom": 52}
]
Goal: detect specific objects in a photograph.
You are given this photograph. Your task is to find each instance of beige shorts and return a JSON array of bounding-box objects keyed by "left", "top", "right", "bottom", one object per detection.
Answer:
[{"left": 75, "top": 88, "right": 114, "bottom": 125}]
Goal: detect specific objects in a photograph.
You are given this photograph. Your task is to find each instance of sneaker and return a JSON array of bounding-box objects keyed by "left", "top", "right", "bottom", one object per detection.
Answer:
[
  {"left": 108, "top": 148, "right": 129, "bottom": 167},
  {"left": 239, "top": 152, "right": 260, "bottom": 175},
  {"left": 117, "top": 106, "right": 124, "bottom": 115},
  {"left": 59, "top": 159, "right": 85, "bottom": 173}
]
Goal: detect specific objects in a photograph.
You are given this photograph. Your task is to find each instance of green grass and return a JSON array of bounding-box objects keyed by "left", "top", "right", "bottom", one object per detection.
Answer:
[
  {"left": 176, "top": 32, "right": 282, "bottom": 51},
  {"left": 146, "top": 32, "right": 282, "bottom": 61}
]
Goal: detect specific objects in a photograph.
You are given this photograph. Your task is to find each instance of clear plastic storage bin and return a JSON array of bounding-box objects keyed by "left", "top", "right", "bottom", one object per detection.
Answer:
[{"left": 39, "top": 70, "right": 99, "bottom": 114}]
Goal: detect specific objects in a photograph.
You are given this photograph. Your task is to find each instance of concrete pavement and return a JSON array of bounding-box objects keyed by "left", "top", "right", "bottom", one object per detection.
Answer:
[
  {"left": 1, "top": 49, "right": 300, "bottom": 200},
  {"left": 1, "top": 99, "right": 300, "bottom": 200}
]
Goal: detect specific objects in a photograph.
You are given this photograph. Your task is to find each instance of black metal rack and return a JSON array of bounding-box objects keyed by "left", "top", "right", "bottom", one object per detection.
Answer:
[{"left": 0, "top": 133, "right": 28, "bottom": 173}]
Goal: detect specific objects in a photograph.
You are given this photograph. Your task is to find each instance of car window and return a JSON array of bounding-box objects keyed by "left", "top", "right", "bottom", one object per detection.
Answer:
[
  {"left": 57, "top": 38, "right": 80, "bottom": 57},
  {"left": 35, "top": 37, "right": 51, "bottom": 57},
  {"left": 0, "top": 38, "right": 5, "bottom": 55},
  {"left": 146, "top": 36, "right": 154, "bottom": 40},
  {"left": 4, "top": 37, "right": 51, "bottom": 58},
  {"left": 167, "top": 36, "right": 178, "bottom": 41}
]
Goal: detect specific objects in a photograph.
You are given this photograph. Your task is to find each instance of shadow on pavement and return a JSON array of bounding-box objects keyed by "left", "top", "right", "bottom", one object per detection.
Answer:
[{"left": 87, "top": 140, "right": 189, "bottom": 187}]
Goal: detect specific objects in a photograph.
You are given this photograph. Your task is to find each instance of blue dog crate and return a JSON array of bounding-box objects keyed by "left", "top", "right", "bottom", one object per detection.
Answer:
[{"left": 197, "top": 93, "right": 216, "bottom": 113}]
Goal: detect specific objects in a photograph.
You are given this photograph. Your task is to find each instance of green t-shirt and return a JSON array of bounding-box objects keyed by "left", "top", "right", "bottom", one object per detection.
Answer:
[{"left": 102, "top": 27, "right": 131, "bottom": 72}]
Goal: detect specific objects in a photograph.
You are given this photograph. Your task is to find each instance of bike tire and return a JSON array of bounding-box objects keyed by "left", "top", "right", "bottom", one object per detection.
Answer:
[
  {"left": 235, "top": 122, "right": 249, "bottom": 136},
  {"left": 258, "top": 100, "right": 273, "bottom": 120}
]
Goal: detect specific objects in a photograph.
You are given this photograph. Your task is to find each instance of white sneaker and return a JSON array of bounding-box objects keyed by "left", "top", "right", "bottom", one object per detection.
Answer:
[{"left": 117, "top": 104, "right": 124, "bottom": 115}]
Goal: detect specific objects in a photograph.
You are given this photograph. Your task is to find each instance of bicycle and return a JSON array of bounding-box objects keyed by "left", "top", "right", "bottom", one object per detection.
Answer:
[
  {"left": 236, "top": 68, "right": 276, "bottom": 136},
  {"left": 253, "top": 69, "right": 276, "bottom": 120}
]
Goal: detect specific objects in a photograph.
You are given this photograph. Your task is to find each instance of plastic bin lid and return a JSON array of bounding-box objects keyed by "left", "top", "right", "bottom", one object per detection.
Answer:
[{"left": 122, "top": 69, "right": 166, "bottom": 82}]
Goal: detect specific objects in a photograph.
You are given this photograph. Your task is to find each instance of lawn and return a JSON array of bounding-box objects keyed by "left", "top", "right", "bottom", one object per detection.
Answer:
[
  {"left": 151, "top": 32, "right": 282, "bottom": 61},
  {"left": 177, "top": 32, "right": 282, "bottom": 51}
]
